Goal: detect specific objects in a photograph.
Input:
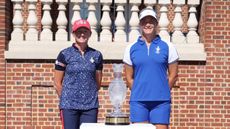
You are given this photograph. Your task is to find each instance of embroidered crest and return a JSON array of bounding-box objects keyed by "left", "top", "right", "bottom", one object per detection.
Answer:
[
  {"left": 155, "top": 46, "right": 160, "bottom": 54},
  {"left": 90, "top": 57, "right": 95, "bottom": 63}
]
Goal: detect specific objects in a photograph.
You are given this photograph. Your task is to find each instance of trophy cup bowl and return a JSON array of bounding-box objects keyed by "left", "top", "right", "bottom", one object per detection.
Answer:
[{"left": 105, "top": 64, "right": 129, "bottom": 125}]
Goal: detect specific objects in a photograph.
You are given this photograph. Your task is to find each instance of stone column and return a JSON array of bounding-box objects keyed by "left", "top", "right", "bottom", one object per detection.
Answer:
[
  {"left": 25, "top": 0, "right": 38, "bottom": 41},
  {"left": 172, "top": 0, "right": 186, "bottom": 44},
  {"left": 158, "top": 0, "right": 170, "bottom": 43},
  {"left": 55, "top": 0, "right": 68, "bottom": 41},
  {"left": 40, "top": 0, "right": 53, "bottom": 41},
  {"left": 129, "top": 0, "right": 141, "bottom": 43},
  {"left": 187, "top": 0, "right": 200, "bottom": 44},
  {"left": 11, "top": 0, "right": 24, "bottom": 41}
]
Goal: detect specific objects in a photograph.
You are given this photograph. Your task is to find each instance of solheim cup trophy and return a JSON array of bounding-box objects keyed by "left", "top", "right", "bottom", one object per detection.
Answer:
[{"left": 105, "top": 64, "right": 129, "bottom": 125}]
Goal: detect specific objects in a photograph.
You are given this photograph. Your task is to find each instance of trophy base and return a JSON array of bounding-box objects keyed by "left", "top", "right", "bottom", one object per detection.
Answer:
[{"left": 105, "top": 116, "right": 130, "bottom": 125}]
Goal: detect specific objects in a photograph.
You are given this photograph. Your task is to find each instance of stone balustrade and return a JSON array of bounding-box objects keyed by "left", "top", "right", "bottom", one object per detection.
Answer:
[{"left": 6, "top": 0, "right": 206, "bottom": 61}]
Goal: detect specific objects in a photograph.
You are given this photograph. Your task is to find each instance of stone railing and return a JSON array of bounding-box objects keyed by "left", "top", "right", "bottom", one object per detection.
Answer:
[{"left": 5, "top": 0, "right": 206, "bottom": 61}]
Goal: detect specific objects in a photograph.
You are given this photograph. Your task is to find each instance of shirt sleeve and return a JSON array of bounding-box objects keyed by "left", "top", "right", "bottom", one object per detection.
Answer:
[
  {"left": 123, "top": 44, "right": 133, "bottom": 66},
  {"left": 96, "top": 52, "right": 103, "bottom": 71},
  {"left": 168, "top": 42, "right": 179, "bottom": 64},
  {"left": 55, "top": 51, "right": 67, "bottom": 71}
]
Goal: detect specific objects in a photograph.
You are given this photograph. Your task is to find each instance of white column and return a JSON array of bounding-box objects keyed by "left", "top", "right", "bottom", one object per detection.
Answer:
[
  {"left": 70, "top": 0, "right": 82, "bottom": 41},
  {"left": 100, "top": 1, "right": 112, "bottom": 42},
  {"left": 25, "top": 0, "right": 38, "bottom": 41},
  {"left": 187, "top": 0, "right": 200, "bottom": 44},
  {"left": 56, "top": 0, "right": 68, "bottom": 41},
  {"left": 158, "top": 0, "right": 170, "bottom": 43},
  {"left": 11, "top": 0, "right": 24, "bottom": 41},
  {"left": 71, "top": 0, "right": 82, "bottom": 23},
  {"left": 86, "top": 0, "right": 98, "bottom": 42},
  {"left": 40, "top": 0, "right": 53, "bottom": 41},
  {"left": 172, "top": 0, "right": 186, "bottom": 44},
  {"left": 114, "top": 0, "right": 126, "bottom": 42},
  {"left": 129, "top": 0, "right": 141, "bottom": 43},
  {"left": 144, "top": 0, "right": 156, "bottom": 9}
]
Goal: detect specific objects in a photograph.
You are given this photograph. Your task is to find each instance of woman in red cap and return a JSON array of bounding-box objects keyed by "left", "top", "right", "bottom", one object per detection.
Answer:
[{"left": 54, "top": 19, "right": 103, "bottom": 129}]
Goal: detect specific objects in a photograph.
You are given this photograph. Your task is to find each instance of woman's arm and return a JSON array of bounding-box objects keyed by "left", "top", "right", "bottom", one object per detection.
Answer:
[
  {"left": 124, "top": 64, "right": 134, "bottom": 90},
  {"left": 96, "top": 70, "right": 102, "bottom": 90},
  {"left": 54, "top": 70, "right": 65, "bottom": 97},
  {"left": 168, "top": 62, "right": 178, "bottom": 89}
]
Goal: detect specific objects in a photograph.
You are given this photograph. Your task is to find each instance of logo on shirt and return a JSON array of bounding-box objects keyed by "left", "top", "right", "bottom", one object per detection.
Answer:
[
  {"left": 155, "top": 46, "right": 160, "bottom": 54},
  {"left": 90, "top": 57, "right": 95, "bottom": 63},
  {"left": 55, "top": 60, "right": 66, "bottom": 67}
]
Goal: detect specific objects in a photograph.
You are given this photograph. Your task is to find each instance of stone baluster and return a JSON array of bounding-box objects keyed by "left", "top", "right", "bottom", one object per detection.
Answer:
[
  {"left": 172, "top": 0, "right": 186, "bottom": 44},
  {"left": 56, "top": 0, "right": 68, "bottom": 41},
  {"left": 114, "top": 0, "right": 126, "bottom": 42},
  {"left": 70, "top": 0, "right": 82, "bottom": 41},
  {"left": 144, "top": 0, "right": 156, "bottom": 9},
  {"left": 158, "top": 0, "right": 170, "bottom": 43},
  {"left": 187, "top": 0, "right": 200, "bottom": 44},
  {"left": 71, "top": 0, "right": 82, "bottom": 23},
  {"left": 40, "top": 0, "right": 53, "bottom": 41},
  {"left": 86, "top": 0, "right": 98, "bottom": 42},
  {"left": 25, "top": 0, "right": 38, "bottom": 41},
  {"left": 11, "top": 0, "right": 24, "bottom": 41},
  {"left": 129, "top": 0, "right": 141, "bottom": 43},
  {"left": 100, "top": 1, "right": 112, "bottom": 42}
]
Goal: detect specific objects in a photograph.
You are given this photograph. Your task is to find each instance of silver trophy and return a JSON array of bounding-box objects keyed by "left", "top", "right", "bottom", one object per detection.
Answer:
[{"left": 105, "top": 64, "right": 129, "bottom": 125}]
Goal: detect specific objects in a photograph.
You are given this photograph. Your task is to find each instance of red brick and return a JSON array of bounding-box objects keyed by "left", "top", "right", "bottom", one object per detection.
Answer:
[{"left": 1, "top": 0, "right": 230, "bottom": 128}]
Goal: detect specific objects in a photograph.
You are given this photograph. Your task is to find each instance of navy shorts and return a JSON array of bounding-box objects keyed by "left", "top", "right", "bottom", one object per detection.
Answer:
[
  {"left": 60, "top": 108, "right": 98, "bottom": 129},
  {"left": 130, "top": 101, "right": 171, "bottom": 125}
]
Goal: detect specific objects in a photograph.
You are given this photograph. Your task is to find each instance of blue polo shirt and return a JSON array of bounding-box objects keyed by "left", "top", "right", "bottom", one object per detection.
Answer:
[
  {"left": 123, "top": 36, "right": 179, "bottom": 101},
  {"left": 55, "top": 44, "right": 103, "bottom": 110}
]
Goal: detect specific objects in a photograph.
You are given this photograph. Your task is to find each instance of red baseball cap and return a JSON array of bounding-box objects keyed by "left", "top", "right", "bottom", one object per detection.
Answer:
[{"left": 72, "top": 19, "right": 91, "bottom": 32}]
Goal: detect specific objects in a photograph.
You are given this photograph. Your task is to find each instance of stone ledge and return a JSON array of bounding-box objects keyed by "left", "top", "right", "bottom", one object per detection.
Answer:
[{"left": 5, "top": 41, "right": 206, "bottom": 61}]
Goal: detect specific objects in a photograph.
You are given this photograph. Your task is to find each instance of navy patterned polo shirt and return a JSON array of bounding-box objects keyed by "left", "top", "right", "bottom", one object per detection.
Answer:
[{"left": 55, "top": 44, "right": 103, "bottom": 110}]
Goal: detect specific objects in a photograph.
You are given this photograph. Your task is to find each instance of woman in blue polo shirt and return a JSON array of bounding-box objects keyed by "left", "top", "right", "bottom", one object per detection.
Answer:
[
  {"left": 54, "top": 19, "right": 103, "bottom": 129},
  {"left": 123, "top": 8, "right": 179, "bottom": 129}
]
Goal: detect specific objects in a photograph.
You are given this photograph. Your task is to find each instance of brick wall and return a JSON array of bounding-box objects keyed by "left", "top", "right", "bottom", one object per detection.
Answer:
[
  {"left": 0, "top": 0, "right": 9, "bottom": 128},
  {"left": 202, "top": 0, "right": 230, "bottom": 128},
  {"left": 1, "top": 0, "right": 230, "bottom": 129},
  {"left": 6, "top": 62, "right": 56, "bottom": 129},
  {"left": 5, "top": 62, "right": 128, "bottom": 129}
]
